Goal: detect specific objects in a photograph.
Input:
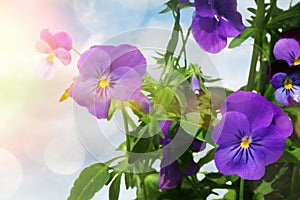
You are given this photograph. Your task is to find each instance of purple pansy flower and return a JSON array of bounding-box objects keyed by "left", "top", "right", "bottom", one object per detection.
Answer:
[
  {"left": 191, "top": 0, "right": 245, "bottom": 53},
  {"left": 158, "top": 120, "right": 204, "bottom": 189},
  {"left": 273, "top": 38, "right": 300, "bottom": 66},
  {"left": 272, "top": 70, "right": 300, "bottom": 106},
  {"left": 213, "top": 91, "right": 292, "bottom": 180},
  {"left": 69, "top": 44, "right": 149, "bottom": 119},
  {"left": 36, "top": 29, "right": 72, "bottom": 80}
]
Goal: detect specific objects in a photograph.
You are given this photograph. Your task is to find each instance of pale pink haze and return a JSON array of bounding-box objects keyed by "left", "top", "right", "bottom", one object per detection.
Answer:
[{"left": 36, "top": 29, "right": 72, "bottom": 80}]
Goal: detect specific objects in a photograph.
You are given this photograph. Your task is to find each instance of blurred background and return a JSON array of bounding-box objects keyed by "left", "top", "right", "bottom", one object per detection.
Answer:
[{"left": 0, "top": 0, "right": 296, "bottom": 199}]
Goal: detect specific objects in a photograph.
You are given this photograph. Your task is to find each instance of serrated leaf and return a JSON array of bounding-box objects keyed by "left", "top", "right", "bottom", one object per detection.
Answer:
[
  {"left": 247, "top": 7, "right": 256, "bottom": 14},
  {"left": 109, "top": 174, "right": 122, "bottom": 200},
  {"left": 68, "top": 163, "right": 110, "bottom": 200},
  {"left": 229, "top": 27, "right": 254, "bottom": 48}
]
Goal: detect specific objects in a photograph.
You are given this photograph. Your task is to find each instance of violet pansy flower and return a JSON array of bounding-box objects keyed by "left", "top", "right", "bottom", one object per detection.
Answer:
[
  {"left": 36, "top": 29, "right": 72, "bottom": 80},
  {"left": 272, "top": 70, "right": 300, "bottom": 106},
  {"left": 213, "top": 91, "right": 292, "bottom": 180},
  {"left": 69, "top": 44, "right": 148, "bottom": 119},
  {"left": 158, "top": 120, "right": 204, "bottom": 189},
  {"left": 191, "top": 0, "right": 245, "bottom": 53},
  {"left": 273, "top": 38, "right": 300, "bottom": 66}
]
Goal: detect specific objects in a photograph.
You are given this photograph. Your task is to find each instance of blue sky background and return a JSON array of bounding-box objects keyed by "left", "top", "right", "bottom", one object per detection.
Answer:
[{"left": 0, "top": 0, "right": 298, "bottom": 200}]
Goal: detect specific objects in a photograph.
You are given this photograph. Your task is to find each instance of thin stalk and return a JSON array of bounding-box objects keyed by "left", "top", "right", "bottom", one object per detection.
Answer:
[
  {"left": 290, "top": 165, "right": 299, "bottom": 194},
  {"left": 239, "top": 178, "right": 244, "bottom": 200},
  {"left": 175, "top": 26, "right": 191, "bottom": 68},
  {"left": 246, "top": 0, "right": 265, "bottom": 92},
  {"left": 124, "top": 110, "right": 137, "bottom": 129},
  {"left": 121, "top": 103, "right": 130, "bottom": 152},
  {"left": 72, "top": 47, "right": 81, "bottom": 56},
  {"left": 184, "top": 177, "right": 202, "bottom": 198}
]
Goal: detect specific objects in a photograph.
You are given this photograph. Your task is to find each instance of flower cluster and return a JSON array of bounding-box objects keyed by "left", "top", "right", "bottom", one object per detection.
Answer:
[
  {"left": 270, "top": 29, "right": 300, "bottom": 105},
  {"left": 35, "top": 0, "right": 300, "bottom": 199}
]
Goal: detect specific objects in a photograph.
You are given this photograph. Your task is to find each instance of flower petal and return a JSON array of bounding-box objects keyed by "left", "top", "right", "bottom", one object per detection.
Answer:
[
  {"left": 109, "top": 44, "right": 147, "bottom": 77},
  {"left": 70, "top": 76, "right": 98, "bottom": 107},
  {"left": 36, "top": 39, "right": 52, "bottom": 53},
  {"left": 215, "top": 143, "right": 266, "bottom": 180},
  {"left": 53, "top": 31, "right": 72, "bottom": 50},
  {"left": 269, "top": 103, "right": 293, "bottom": 137},
  {"left": 271, "top": 72, "right": 287, "bottom": 89},
  {"left": 194, "top": 0, "right": 216, "bottom": 18},
  {"left": 192, "top": 140, "right": 205, "bottom": 152},
  {"left": 87, "top": 100, "right": 112, "bottom": 119},
  {"left": 110, "top": 67, "right": 142, "bottom": 101},
  {"left": 275, "top": 87, "right": 289, "bottom": 106},
  {"left": 268, "top": 60, "right": 290, "bottom": 78},
  {"left": 37, "top": 58, "right": 56, "bottom": 80},
  {"left": 192, "top": 15, "right": 227, "bottom": 53},
  {"left": 273, "top": 38, "right": 300, "bottom": 66},
  {"left": 279, "top": 28, "right": 300, "bottom": 44},
  {"left": 159, "top": 148, "right": 183, "bottom": 189},
  {"left": 54, "top": 48, "right": 71, "bottom": 65},
  {"left": 182, "top": 158, "right": 200, "bottom": 176},
  {"left": 289, "top": 70, "right": 300, "bottom": 85},
  {"left": 131, "top": 90, "right": 152, "bottom": 114},
  {"left": 40, "top": 29, "right": 55, "bottom": 49},
  {"left": 221, "top": 91, "right": 274, "bottom": 131},
  {"left": 159, "top": 161, "right": 183, "bottom": 189},
  {"left": 251, "top": 126, "right": 286, "bottom": 165},
  {"left": 212, "top": 111, "right": 250, "bottom": 145},
  {"left": 77, "top": 47, "right": 111, "bottom": 79},
  {"left": 211, "top": 0, "right": 245, "bottom": 31},
  {"left": 218, "top": 17, "right": 242, "bottom": 38},
  {"left": 159, "top": 120, "right": 172, "bottom": 145}
]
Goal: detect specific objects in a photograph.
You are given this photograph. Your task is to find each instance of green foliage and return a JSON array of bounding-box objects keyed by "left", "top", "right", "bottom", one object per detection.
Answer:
[
  {"left": 68, "top": 163, "right": 110, "bottom": 200},
  {"left": 229, "top": 27, "right": 254, "bottom": 48},
  {"left": 109, "top": 174, "right": 122, "bottom": 200}
]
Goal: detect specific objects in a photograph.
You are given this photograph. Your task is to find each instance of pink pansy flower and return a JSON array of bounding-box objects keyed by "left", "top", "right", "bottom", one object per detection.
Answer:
[{"left": 35, "top": 29, "right": 72, "bottom": 80}]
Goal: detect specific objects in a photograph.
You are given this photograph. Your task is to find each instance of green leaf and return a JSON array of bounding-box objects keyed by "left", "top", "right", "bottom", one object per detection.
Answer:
[
  {"left": 228, "top": 27, "right": 254, "bottom": 48},
  {"left": 253, "top": 193, "right": 265, "bottom": 200},
  {"left": 254, "top": 166, "right": 288, "bottom": 196},
  {"left": 267, "top": 3, "right": 300, "bottom": 27},
  {"left": 247, "top": 7, "right": 256, "bottom": 14},
  {"left": 198, "top": 148, "right": 216, "bottom": 167},
  {"left": 223, "top": 189, "right": 237, "bottom": 200},
  {"left": 68, "top": 163, "right": 110, "bottom": 200},
  {"left": 124, "top": 172, "right": 137, "bottom": 189},
  {"left": 109, "top": 174, "right": 122, "bottom": 200},
  {"left": 144, "top": 174, "right": 161, "bottom": 200}
]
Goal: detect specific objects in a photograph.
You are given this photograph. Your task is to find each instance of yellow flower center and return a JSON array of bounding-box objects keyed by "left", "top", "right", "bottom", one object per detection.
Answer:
[
  {"left": 240, "top": 136, "right": 251, "bottom": 149},
  {"left": 284, "top": 76, "right": 293, "bottom": 90},
  {"left": 99, "top": 78, "right": 108, "bottom": 88},
  {"left": 294, "top": 56, "right": 300, "bottom": 66},
  {"left": 48, "top": 54, "right": 54, "bottom": 62}
]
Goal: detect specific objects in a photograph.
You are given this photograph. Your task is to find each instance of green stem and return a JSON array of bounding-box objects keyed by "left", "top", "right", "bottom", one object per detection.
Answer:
[
  {"left": 121, "top": 103, "right": 130, "bottom": 152},
  {"left": 124, "top": 110, "right": 137, "bottom": 129},
  {"left": 175, "top": 26, "right": 191, "bottom": 68},
  {"left": 184, "top": 177, "right": 202, "bottom": 198},
  {"left": 164, "top": 10, "right": 180, "bottom": 66},
  {"left": 72, "top": 47, "right": 81, "bottom": 56},
  {"left": 291, "top": 165, "right": 299, "bottom": 194},
  {"left": 239, "top": 178, "right": 244, "bottom": 200},
  {"left": 245, "top": 0, "right": 265, "bottom": 92}
]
